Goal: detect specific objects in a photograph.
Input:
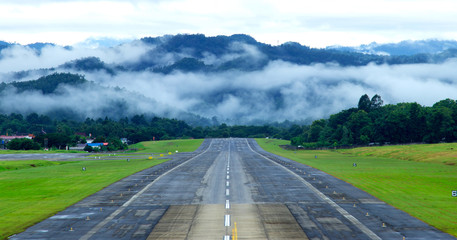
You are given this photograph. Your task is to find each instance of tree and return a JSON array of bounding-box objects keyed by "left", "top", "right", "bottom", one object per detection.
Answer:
[
  {"left": 93, "top": 136, "right": 106, "bottom": 143},
  {"left": 370, "top": 94, "right": 383, "bottom": 109},
  {"left": 347, "top": 110, "right": 372, "bottom": 144},
  {"left": 424, "top": 106, "right": 455, "bottom": 143},
  {"left": 34, "top": 133, "right": 71, "bottom": 149},
  {"left": 84, "top": 145, "right": 93, "bottom": 152},
  {"left": 358, "top": 94, "right": 371, "bottom": 112},
  {"left": 307, "top": 119, "right": 327, "bottom": 142},
  {"left": 7, "top": 138, "right": 40, "bottom": 150}
]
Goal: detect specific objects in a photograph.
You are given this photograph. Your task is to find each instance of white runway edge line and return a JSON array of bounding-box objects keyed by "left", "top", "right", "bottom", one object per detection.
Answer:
[
  {"left": 245, "top": 139, "right": 382, "bottom": 240},
  {"left": 79, "top": 140, "right": 215, "bottom": 240}
]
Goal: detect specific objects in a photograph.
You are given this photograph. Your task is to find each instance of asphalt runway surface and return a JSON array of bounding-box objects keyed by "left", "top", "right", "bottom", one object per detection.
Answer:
[{"left": 10, "top": 138, "right": 455, "bottom": 239}]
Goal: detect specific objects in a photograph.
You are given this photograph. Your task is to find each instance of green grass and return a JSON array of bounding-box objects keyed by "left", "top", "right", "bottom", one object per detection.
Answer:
[
  {"left": 0, "top": 149, "right": 82, "bottom": 154},
  {"left": 255, "top": 138, "right": 457, "bottom": 237},
  {"left": 0, "top": 160, "right": 70, "bottom": 172},
  {"left": 0, "top": 157, "right": 168, "bottom": 239},
  {"left": 339, "top": 143, "right": 457, "bottom": 165},
  {"left": 130, "top": 139, "right": 204, "bottom": 153}
]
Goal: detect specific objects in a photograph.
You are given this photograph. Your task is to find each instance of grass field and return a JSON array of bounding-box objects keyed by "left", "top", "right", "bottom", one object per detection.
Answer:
[
  {"left": 255, "top": 138, "right": 457, "bottom": 236},
  {"left": 0, "top": 138, "right": 206, "bottom": 239},
  {"left": 339, "top": 143, "right": 457, "bottom": 165},
  {"left": 0, "top": 149, "right": 82, "bottom": 154},
  {"left": 130, "top": 139, "right": 204, "bottom": 153}
]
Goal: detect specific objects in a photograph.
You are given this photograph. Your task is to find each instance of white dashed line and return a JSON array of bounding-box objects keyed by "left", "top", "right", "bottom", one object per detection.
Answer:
[
  {"left": 226, "top": 200, "right": 230, "bottom": 209},
  {"left": 224, "top": 215, "right": 231, "bottom": 226},
  {"left": 226, "top": 181, "right": 230, "bottom": 187},
  {"left": 226, "top": 188, "right": 230, "bottom": 196}
]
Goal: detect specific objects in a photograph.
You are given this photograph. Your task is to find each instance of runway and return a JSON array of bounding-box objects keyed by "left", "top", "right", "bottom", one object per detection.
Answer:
[{"left": 11, "top": 138, "right": 455, "bottom": 239}]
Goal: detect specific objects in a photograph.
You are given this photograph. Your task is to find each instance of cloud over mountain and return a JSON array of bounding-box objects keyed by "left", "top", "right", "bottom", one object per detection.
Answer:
[{"left": 1, "top": 34, "right": 457, "bottom": 125}]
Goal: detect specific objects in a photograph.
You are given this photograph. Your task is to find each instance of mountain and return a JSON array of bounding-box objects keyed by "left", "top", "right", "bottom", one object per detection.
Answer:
[
  {"left": 2, "top": 35, "right": 457, "bottom": 75},
  {"left": 0, "top": 73, "right": 211, "bottom": 125},
  {"left": 327, "top": 39, "right": 457, "bottom": 56},
  {"left": 1, "top": 34, "right": 457, "bottom": 126},
  {"left": 0, "top": 73, "right": 87, "bottom": 94}
]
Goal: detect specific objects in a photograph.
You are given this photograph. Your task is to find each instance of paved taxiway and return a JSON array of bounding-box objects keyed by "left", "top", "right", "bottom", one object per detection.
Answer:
[{"left": 10, "top": 138, "right": 455, "bottom": 239}]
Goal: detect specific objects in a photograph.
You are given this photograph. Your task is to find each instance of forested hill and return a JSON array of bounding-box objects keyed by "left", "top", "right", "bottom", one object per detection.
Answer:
[
  {"left": 291, "top": 95, "right": 457, "bottom": 147},
  {"left": 0, "top": 73, "right": 87, "bottom": 94},
  {"left": 0, "top": 73, "right": 212, "bottom": 125},
  {"left": 327, "top": 39, "right": 457, "bottom": 56},
  {"left": 3, "top": 35, "right": 457, "bottom": 75},
  {"left": 2, "top": 35, "right": 457, "bottom": 126},
  {"left": 132, "top": 34, "right": 457, "bottom": 72}
]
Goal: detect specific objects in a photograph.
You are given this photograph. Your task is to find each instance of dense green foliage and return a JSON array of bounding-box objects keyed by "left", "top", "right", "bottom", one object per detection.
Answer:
[
  {"left": 6, "top": 138, "right": 40, "bottom": 150},
  {"left": 292, "top": 95, "right": 457, "bottom": 147}
]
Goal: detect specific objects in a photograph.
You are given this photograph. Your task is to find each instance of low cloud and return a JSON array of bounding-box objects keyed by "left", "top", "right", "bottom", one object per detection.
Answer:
[
  {"left": 85, "top": 59, "right": 457, "bottom": 124},
  {"left": 1, "top": 40, "right": 457, "bottom": 125}
]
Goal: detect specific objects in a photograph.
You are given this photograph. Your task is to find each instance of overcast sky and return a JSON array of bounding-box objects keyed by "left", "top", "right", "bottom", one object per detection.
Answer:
[{"left": 1, "top": 0, "right": 457, "bottom": 48}]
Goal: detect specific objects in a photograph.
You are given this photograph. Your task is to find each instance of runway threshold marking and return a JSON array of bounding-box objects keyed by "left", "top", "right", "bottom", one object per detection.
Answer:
[
  {"left": 245, "top": 139, "right": 382, "bottom": 240},
  {"left": 79, "top": 140, "right": 214, "bottom": 240}
]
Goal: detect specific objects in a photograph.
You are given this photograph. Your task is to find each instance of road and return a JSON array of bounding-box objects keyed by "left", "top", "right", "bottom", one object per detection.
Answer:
[{"left": 11, "top": 138, "right": 455, "bottom": 239}]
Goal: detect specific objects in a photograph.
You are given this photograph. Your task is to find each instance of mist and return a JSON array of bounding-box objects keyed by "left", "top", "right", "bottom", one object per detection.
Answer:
[{"left": 1, "top": 39, "right": 457, "bottom": 125}]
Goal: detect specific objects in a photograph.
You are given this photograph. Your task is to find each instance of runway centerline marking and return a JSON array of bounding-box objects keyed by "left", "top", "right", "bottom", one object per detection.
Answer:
[
  {"left": 226, "top": 200, "right": 230, "bottom": 209},
  {"left": 225, "top": 215, "right": 231, "bottom": 226},
  {"left": 226, "top": 188, "right": 230, "bottom": 196}
]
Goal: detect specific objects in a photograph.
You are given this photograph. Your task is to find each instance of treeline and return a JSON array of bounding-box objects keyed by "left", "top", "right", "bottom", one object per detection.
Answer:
[
  {"left": 0, "top": 113, "right": 294, "bottom": 150},
  {"left": 292, "top": 95, "right": 457, "bottom": 148}
]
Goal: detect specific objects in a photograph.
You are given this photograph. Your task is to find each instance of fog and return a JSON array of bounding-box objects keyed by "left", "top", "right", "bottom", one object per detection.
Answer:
[{"left": 1, "top": 41, "right": 457, "bottom": 125}]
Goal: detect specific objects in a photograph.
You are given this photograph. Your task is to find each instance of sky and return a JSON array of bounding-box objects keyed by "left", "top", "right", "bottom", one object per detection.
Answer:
[{"left": 1, "top": 0, "right": 457, "bottom": 48}]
